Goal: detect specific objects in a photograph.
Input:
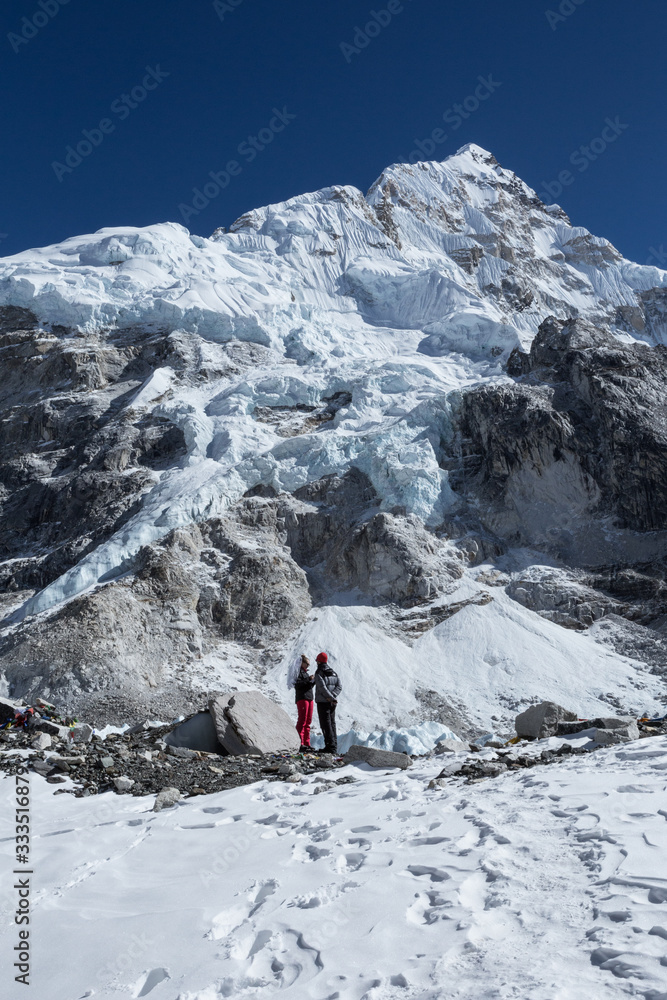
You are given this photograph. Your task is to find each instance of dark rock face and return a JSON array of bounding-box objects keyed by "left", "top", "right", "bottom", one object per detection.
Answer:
[
  {"left": 0, "top": 312, "right": 189, "bottom": 593},
  {"left": 453, "top": 317, "right": 667, "bottom": 561}
]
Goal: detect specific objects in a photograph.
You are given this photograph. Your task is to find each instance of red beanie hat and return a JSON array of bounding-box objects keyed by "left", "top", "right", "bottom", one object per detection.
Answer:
[{"left": 316, "top": 651, "right": 328, "bottom": 663}]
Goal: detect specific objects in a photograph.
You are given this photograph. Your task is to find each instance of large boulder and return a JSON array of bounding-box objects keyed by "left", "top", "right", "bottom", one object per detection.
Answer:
[
  {"left": 208, "top": 694, "right": 258, "bottom": 755},
  {"left": 343, "top": 745, "right": 412, "bottom": 769},
  {"left": 515, "top": 701, "right": 577, "bottom": 740},
  {"left": 210, "top": 690, "right": 300, "bottom": 755},
  {"left": 594, "top": 722, "right": 639, "bottom": 745}
]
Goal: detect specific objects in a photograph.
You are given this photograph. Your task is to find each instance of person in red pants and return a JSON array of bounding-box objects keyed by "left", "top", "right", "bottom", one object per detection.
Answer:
[{"left": 293, "top": 655, "right": 315, "bottom": 752}]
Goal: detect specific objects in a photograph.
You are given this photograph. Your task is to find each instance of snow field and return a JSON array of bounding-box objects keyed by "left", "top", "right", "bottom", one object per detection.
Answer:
[{"left": 2, "top": 737, "right": 667, "bottom": 999}]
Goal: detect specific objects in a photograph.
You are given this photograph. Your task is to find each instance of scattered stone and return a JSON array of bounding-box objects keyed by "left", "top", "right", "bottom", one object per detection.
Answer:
[
  {"left": 46, "top": 774, "right": 67, "bottom": 784},
  {"left": 278, "top": 762, "right": 296, "bottom": 775},
  {"left": 126, "top": 721, "right": 150, "bottom": 735},
  {"left": 114, "top": 775, "right": 135, "bottom": 793},
  {"left": 316, "top": 754, "right": 335, "bottom": 768},
  {"left": 153, "top": 787, "right": 181, "bottom": 811},
  {"left": 515, "top": 702, "right": 577, "bottom": 740},
  {"left": 70, "top": 723, "right": 94, "bottom": 744},
  {"left": 167, "top": 745, "right": 199, "bottom": 760},
  {"left": 31, "top": 733, "right": 52, "bottom": 751},
  {"left": 344, "top": 745, "right": 412, "bottom": 770},
  {"left": 31, "top": 759, "right": 55, "bottom": 776},
  {"left": 32, "top": 719, "right": 70, "bottom": 740},
  {"left": 99, "top": 757, "right": 115, "bottom": 770},
  {"left": 285, "top": 774, "right": 302, "bottom": 784}
]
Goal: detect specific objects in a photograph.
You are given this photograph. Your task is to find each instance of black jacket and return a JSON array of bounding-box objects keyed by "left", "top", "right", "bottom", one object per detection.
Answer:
[
  {"left": 315, "top": 665, "right": 342, "bottom": 703},
  {"left": 294, "top": 671, "right": 315, "bottom": 703}
]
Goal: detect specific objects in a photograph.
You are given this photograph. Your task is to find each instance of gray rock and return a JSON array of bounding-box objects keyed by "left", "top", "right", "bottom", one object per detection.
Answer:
[
  {"left": 167, "top": 745, "right": 199, "bottom": 759},
  {"left": 343, "top": 745, "right": 412, "bottom": 769},
  {"left": 278, "top": 762, "right": 296, "bottom": 775},
  {"left": 114, "top": 775, "right": 135, "bottom": 793},
  {"left": 597, "top": 716, "right": 637, "bottom": 730},
  {"left": 31, "top": 759, "right": 54, "bottom": 776},
  {"left": 515, "top": 702, "right": 577, "bottom": 740},
  {"left": 556, "top": 716, "right": 638, "bottom": 736},
  {"left": 31, "top": 733, "right": 52, "bottom": 751},
  {"left": 153, "top": 786, "right": 181, "bottom": 811},
  {"left": 0, "top": 696, "right": 19, "bottom": 724},
  {"left": 594, "top": 723, "right": 639, "bottom": 745},
  {"left": 208, "top": 694, "right": 258, "bottom": 755},
  {"left": 99, "top": 756, "right": 114, "bottom": 770},
  {"left": 225, "top": 690, "right": 301, "bottom": 755},
  {"left": 434, "top": 738, "right": 468, "bottom": 754},
  {"left": 32, "top": 719, "right": 70, "bottom": 740},
  {"left": 70, "top": 723, "right": 94, "bottom": 743}
]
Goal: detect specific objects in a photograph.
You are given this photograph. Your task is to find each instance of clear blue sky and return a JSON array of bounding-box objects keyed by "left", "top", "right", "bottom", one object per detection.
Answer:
[{"left": 1, "top": 0, "right": 665, "bottom": 265}]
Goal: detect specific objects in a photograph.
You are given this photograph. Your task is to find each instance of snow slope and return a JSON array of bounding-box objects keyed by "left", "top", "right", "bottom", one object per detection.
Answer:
[
  {"left": 3, "top": 737, "right": 667, "bottom": 999},
  {"left": 265, "top": 584, "right": 666, "bottom": 734}
]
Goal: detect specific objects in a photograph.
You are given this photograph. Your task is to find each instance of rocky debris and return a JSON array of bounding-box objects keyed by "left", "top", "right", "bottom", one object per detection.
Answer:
[
  {"left": 506, "top": 570, "right": 623, "bottom": 630},
  {"left": 396, "top": 592, "right": 493, "bottom": 635},
  {"left": 70, "top": 723, "right": 94, "bottom": 743},
  {"left": 343, "top": 745, "right": 412, "bottom": 769},
  {"left": 0, "top": 701, "right": 347, "bottom": 798},
  {"left": 153, "top": 787, "right": 181, "bottom": 811},
  {"left": 224, "top": 691, "right": 301, "bottom": 755},
  {"left": 31, "top": 733, "right": 51, "bottom": 751},
  {"left": 515, "top": 701, "right": 577, "bottom": 740},
  {"left": 167, "top": 745, "right": 199, "bottom": 760}
]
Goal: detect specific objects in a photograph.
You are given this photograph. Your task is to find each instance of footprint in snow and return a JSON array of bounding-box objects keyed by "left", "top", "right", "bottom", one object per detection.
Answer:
[
  {"left": 133, "top": 968, "right": 170, "bottom": 997},
  {"left": 403, "top": 865, "right": 451, "bottom": 883},
  {"left": 336, "top": 851, "right": 366, "bottom": 872},
  {"left": 407, "top": 889, "right": 453, "bottom": 926}
]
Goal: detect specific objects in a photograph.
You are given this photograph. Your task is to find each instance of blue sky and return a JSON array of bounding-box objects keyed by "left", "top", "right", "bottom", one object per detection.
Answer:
[{"left": 1, "top": 0, "right": 665, "bottom": 265}]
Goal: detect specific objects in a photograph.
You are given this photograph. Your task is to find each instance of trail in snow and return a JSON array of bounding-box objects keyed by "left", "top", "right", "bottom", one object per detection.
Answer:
[{"left": 2, "top": 737, "right": 667, "bottom": 999}]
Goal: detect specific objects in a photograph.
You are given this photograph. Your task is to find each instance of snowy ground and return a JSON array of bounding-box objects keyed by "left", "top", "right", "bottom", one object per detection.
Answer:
[{"left": 3, "top": 738, "right": 667, "bottom": 999}]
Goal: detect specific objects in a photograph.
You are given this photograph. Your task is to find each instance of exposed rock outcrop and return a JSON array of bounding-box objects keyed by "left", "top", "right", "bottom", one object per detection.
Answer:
[{"left": 454, "top": 317, "right": 667, "bottom": 565}]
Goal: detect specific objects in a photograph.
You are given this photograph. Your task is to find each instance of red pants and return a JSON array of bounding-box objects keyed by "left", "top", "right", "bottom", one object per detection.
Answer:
[{"left": 296, "top": 700, "right": 314, "bottom": 746}]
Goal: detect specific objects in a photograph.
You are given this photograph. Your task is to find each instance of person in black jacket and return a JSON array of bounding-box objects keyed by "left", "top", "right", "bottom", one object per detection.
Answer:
[
  {"left": 314, "top": 652, "right": 342, "bottom": 755},
  {"left": 294, "top": 655, "right": 315, "bottom": 751}
]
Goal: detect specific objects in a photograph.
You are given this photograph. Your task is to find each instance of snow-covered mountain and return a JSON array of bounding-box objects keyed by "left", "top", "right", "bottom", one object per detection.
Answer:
[{"left": 1, "top": 143, "right": 666, "bottom": 733}]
